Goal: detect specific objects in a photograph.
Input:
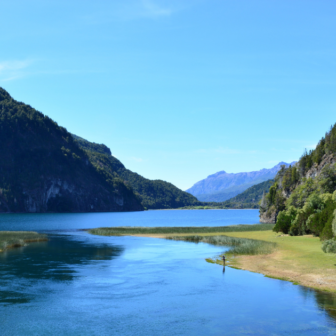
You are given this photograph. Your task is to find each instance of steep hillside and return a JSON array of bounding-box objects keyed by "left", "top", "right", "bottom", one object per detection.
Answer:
[
  {"left": 220, "top": 179, "right": 274, "bottom": 209},
  {"left": 0, "top": 88, "right": 143, "bottom": 213},
  {"left": 260, "top": 123, "right": 336, "bottom": 242},
  {"left": 195, "top": 182, "right": 262, "bottom": 202},
  {"left": 187, "top": 162, "right": 294, "bottom": 202},
  {"left": 73, "top": 136, "right": 200, "bottom": 210}
]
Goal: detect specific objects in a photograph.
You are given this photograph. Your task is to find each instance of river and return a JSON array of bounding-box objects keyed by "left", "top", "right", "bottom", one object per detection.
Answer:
[{"left": 1, "top": 210, "right": 336, "bottom": 335}]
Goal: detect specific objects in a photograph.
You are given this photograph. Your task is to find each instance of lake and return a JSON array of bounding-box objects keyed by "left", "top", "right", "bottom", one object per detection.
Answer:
[{"left": 1, "top": 210, "right": 336, "bottom": 335}]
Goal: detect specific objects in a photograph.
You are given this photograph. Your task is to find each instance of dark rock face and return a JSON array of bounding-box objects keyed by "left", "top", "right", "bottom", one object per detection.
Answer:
[
  {"left": 18, "top": 178, "right": 142, "bottom": 213},
  {"left": 259, "top": 210, "right": 277, "bottom": 224},
  {"left": 0, "top": 87, "right": 143, "bottom": 213},
  {"left": 0, "top": 176, "right": 143, "bottom": 213},
  {"left": 305, "top": 154, "right": 336, "bottom": 180}
]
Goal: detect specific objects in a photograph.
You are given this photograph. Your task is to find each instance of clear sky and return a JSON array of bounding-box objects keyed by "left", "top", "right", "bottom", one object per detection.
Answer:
[{"left": 1, "top": 0, "right": 336, "bottom": 190}]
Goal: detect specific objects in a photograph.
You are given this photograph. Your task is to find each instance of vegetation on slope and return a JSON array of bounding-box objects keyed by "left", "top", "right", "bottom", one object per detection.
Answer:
[
  {"left": 261, "top": 123, "right": 336, "bottom": 250},
  {"left": 218, "top": 179, "right": 274, "bottom": 209},
  {"left": 187, "top": 162, "right": 293, "bottom": 202},
  {"left": 179, "top": 179, "right": 274, "bottom": 209},
  {"left": 74, "top": 136, "right": 200, "bottom": 210},
  {"left": 1, "top": 86, "right": 257, "bottom": 212},
  {"left": 194, "top": 183, "right": 257, "bottom": 202},
  {"left": 0, "top": 87, "right": 142, "bottom": 212}
]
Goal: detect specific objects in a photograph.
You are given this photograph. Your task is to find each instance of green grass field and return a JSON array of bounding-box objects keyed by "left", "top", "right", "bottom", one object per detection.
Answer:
[
  {"left": 214, "top": 230, "right": 336, "bottom": 292},
  {"left": 222, "top": 230, "right": 336, "bottom": 271}
]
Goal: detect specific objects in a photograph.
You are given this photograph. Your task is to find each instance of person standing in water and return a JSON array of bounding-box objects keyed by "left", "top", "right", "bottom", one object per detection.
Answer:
[{"left": 222, "top": 255, "right": 226, "bottom": 266}]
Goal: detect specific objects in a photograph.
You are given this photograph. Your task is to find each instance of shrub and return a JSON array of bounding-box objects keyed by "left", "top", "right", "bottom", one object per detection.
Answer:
[{"left": 322, "top": 239, "right": 336, "bottom": 253}]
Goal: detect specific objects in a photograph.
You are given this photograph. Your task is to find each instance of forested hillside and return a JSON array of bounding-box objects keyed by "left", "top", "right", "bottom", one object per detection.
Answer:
[
  {"left": 73, "top": 136, "right": 200, "bottom": 209},
  {"left": 260, "top": 123, "right": 336, "bottom": 249},
  {"left": 0, "top": 87, "right": 143, "bottom": 213},
  {"left": 194, "top": 183, "right": 258, "bottom": 203},
  {"left": 220, "top": 179, "right": 274, "bottom": 209}
]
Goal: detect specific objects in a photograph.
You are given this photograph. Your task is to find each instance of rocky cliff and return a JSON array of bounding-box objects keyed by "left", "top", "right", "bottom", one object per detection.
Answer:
[
  {"left": 305, "top": 154, "right": 336, "bottom": 180},
  {"left": 259, "top": 209, "right": 278, "bottom": 223}
]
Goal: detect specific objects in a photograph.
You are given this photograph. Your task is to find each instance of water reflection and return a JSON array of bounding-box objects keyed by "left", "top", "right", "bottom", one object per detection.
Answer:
[
  {"left": 298, "top": 286, "right": 336, "bottom": 322},
  {"left": 1, "top": 233, "right": 336, "bottom": 335},
  {"left": 0, "top": 235, "right": 124, "bottom": 305}
]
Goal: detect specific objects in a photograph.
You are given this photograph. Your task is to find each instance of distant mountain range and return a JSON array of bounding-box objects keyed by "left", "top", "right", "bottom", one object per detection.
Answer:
[{"left": 186, "top": 162, "right": 296, "bottom": 202}]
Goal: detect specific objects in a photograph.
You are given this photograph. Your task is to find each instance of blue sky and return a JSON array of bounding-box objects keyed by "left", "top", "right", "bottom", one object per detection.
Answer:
[{"left": 1, "top": 0, "right": 336, "bottom": 190}]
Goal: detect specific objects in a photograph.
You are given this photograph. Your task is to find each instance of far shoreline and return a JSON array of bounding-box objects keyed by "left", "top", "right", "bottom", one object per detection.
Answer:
[{"left": 153, "top": 208, "right": 258, "bottom": 210}]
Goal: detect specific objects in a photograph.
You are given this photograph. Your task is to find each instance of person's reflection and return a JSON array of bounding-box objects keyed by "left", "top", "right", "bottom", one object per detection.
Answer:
[{"left": 222, "top": 255, "right": 226, "bottom": 274}]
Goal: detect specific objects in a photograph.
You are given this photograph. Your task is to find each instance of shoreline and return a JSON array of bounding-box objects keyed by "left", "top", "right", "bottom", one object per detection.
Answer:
[
  {"left": 4, "top": 228, "right": 334, "bottom": 293},
  {"left": 0, "top": 231, "right": 48, "bottom": 253},
  {"left": 129, "top": 231, "right": 336, "bottom": 293},
  {"left": 218, "top": 231, "right": 336, "bottom": 293},
  {"left": 214, "top": 253, "right": 336, "bottom": 293}
]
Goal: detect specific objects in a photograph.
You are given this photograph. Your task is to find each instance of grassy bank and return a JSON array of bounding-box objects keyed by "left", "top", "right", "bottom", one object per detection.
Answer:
[
  {"left": 212, "top": 231, "right": 336, "bottom": 292},
  {"left": 167, "top": 235, "right": 276, "bottom": 255},
  {"left": 0, "top": 231, "right": 48, "bottom": 252},
  {"left": 88, "top": 223, "right": 274, "bottom": 236},
  {"left": 167, "top": 230, "right": 336, "bottom": 292}
]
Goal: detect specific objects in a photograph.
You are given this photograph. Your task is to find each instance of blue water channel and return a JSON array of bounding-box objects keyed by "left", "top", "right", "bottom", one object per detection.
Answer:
[{"left": 1, "top": 210, "right": 336, "bottom": 335}]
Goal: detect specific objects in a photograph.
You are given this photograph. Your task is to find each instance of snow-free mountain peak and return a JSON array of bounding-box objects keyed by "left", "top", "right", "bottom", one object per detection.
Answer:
[{"left": 187, "top": 162, "right": 296, "bottom": 202}]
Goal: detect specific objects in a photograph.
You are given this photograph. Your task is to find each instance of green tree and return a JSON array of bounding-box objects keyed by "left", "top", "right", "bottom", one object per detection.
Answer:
[{"left": 273, "top": 206, "right": 297, "bottom": 234}]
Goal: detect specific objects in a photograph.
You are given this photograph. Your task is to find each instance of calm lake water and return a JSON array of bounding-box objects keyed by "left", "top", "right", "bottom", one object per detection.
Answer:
[{"left": 1, "top": 210, "right": 336, "bottom": 335}]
